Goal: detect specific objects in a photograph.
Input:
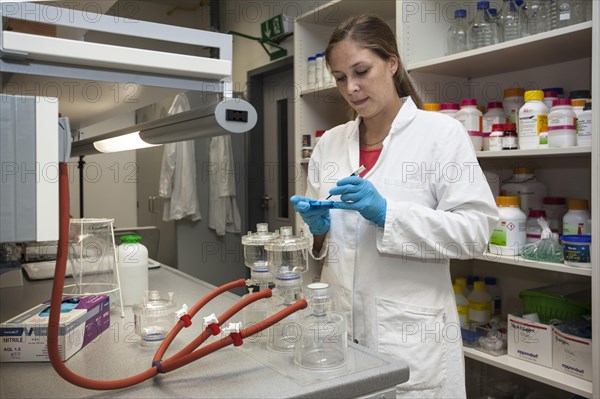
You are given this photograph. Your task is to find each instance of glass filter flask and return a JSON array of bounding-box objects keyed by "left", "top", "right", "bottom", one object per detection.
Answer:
[
  {"left": 294, "top": 282, "right": 347, "bottom": 369},
  {"left": 240, "top": 223, "right": 279, "bottom": 344},
  {"left": 264, "top": 226, "right": 310, "bottom": 352}
]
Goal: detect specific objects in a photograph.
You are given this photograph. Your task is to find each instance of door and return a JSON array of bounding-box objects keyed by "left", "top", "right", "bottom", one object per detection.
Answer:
[
  {"left": 246, "top": 57, "right": 295, "bottom": 235},
  {"left": 262, "top": 68, "right": 295, "bottom": 232},
  {"left": 136, "top": 145, "right": 177, "bottom": 267}
]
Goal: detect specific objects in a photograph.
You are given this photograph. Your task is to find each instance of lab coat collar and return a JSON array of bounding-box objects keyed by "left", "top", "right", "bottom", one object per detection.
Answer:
[{"left": 348, "top": 96, "right": 417, "bottom": 139}]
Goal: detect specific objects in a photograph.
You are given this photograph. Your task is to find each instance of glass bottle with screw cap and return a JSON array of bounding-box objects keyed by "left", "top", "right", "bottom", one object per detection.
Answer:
[
  {"left": 446, "top": 9, "right": 469, "bottom": 55},
  {"left": 294, "top": 282, "right": 347, "bottom": 369},
  {"left": 502, "top": 123, "right": 518, "bottom": 150},
  {"left": 489, "top": 196, "right": 527, "bottom": 256}
]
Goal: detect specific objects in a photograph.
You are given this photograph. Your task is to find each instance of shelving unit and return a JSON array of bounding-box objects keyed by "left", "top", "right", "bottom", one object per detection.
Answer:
[
  {"left": 294, "top": 1, "right": 598, "bottom": 397},
  {"left": 463, "top": 347, "right": 593, "bottom": 397}
]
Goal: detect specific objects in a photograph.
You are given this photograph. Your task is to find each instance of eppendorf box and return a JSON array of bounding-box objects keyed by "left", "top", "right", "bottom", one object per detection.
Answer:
[
  {"left": 0, "top": 295, "right": 110, "bottom": 362},
  {"left": 507, "top": 314, "right": 553, "bottom": 368},
  {"left": 552, "top": 326, "right": 592, "bottom": 381}
]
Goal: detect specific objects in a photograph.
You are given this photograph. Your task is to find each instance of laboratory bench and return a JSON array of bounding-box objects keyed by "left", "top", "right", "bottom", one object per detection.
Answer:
[{"left": 0, "top": 265, "right": 409, "bottom": 398}]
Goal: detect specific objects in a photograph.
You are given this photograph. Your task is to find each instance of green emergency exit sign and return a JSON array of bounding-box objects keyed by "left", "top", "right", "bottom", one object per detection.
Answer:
[{"left": 261, "top": 14, "right": 286, "bottom": 42}]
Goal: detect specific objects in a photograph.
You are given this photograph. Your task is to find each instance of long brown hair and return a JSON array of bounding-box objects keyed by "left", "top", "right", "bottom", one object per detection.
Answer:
[{"left": 324, "top": 14, "right": 423, "bottom": 109}]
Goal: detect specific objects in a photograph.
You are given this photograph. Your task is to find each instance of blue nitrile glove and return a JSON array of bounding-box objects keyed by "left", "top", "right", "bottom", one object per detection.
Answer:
[
  {"left": 290, "top": 195, "right": 331, "bottom": 235},
  {"left": 329, "top": 176, "right": 387, "bottom": 227}
]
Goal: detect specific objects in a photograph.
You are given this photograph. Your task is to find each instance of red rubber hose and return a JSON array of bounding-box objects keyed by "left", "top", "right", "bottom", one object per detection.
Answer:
[{"left": 48, "top": 163, "right": 307, "bottom": 390}]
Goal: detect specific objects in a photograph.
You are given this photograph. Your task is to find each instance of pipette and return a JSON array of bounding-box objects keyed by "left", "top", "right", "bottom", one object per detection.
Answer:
[{"left": 325, "top": 165, "right": 367, "bottom": 199}]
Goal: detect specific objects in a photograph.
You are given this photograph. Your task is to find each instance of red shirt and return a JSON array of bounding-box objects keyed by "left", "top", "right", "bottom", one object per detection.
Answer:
[{"left": 359, "top": 147, "right": 382, "bottom": 177}]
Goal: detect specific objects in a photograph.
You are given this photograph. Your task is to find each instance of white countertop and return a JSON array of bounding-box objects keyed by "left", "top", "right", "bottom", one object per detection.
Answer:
[{"left": 0, "top": 265, "right": 409, "bottom": 398}]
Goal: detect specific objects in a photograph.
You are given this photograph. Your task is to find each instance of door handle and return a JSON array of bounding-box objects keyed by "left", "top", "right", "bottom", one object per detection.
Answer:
[{"left": 261, "top": 195, "right": 272, "bottom": 209}]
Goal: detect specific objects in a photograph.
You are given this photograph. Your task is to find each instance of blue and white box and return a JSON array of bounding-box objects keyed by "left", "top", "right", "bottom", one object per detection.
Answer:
[{"left": 0, "top": 295, "right": 110, "bottom": 362}]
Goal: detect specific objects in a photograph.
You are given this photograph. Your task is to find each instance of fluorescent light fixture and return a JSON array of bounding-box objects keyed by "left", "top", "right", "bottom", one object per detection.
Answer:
[
  {"left": 71, "top": 98, "right": 257, "bottom": 156},
  {"left": 93, "top": 132, "right": 160, "bottom": 153}
]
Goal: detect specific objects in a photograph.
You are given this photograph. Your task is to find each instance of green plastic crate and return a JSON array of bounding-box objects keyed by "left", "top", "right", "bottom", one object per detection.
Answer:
[{"left": 519, "top": 286, "right": 591, "bottom": 324}]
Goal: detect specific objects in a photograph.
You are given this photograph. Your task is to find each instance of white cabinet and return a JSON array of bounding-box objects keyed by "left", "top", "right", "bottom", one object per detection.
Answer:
[{"left": 293, "top": 1, "right": 598, "bottom": 397}]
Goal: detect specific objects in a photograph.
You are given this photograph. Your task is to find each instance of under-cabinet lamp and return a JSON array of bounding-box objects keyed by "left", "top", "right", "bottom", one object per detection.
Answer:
[{"left": 71, "top": 98, "right": 257, "bottom": 156}]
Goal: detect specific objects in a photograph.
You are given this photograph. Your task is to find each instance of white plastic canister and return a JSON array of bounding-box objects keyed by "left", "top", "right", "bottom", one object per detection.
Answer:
[
  {"left": 489, "top": 196, "right": 527, "bottom": 256},
  {"left": 455, "top": 98, "right": 483, "bottom": 151},
  {"left": 518, "top": 90, "right": 548, "bottom": 149},
  {"left": 548, "top": 98, "right": 577, "bottom": 147},
  {"left": 117, "top": 235, "right": 149, "bottom": 306},
  {"left": 526, "top": 209, "right": 547, "bottom": 243},
  {"left": 500, "top": 167, "right": 548, "bottom": 213}
]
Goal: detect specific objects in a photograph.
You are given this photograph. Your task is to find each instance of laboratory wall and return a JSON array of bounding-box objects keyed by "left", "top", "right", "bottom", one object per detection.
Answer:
[{"left": 222, "top": 0, "right": 322, "bottom": 94}]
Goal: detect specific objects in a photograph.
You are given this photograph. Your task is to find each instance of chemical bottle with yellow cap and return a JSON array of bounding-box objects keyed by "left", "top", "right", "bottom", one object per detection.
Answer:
[
  {"left": 563, "top": 199, "right": 591, "bottom": 235},
  {"left": 488, "top": 196, "right": 527, "bottom": 256},
  {"left": 518, "top": 90, "right": 548, "bottom": 149}
]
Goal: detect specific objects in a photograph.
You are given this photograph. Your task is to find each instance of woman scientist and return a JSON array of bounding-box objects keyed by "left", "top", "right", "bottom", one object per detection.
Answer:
[{"left": 290, "top": 15, "right": 498, "bottom": 398}]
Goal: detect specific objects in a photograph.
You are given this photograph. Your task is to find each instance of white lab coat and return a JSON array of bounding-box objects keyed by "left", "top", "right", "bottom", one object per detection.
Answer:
[
  {"left": 158, "top": 94, "right": 202, "bottom": 222},
  {"left": 304, "top": 97, "right": 498, "bottom": 398},
  {"left": 208, "top": 135, "right": 241, "bottom": 236}
]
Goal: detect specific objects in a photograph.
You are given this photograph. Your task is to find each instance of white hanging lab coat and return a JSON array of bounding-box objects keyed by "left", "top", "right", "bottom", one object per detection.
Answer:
[
  {"left": 208, "top": 135, "right": 241, "bottom": 236},
  {"left": 158, "top": 94, "right": 201, "bottom": 222},
  {"left": 304, "top": 97, "right": 498, "bottom": 398}
]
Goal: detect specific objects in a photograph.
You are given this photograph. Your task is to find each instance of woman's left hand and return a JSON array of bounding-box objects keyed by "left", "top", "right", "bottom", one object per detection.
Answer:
[{"left": 329, "top": 176, "right": 387, "bottom": 227}]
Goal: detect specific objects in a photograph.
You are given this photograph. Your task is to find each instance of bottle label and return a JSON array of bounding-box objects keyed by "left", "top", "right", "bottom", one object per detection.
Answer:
[
  {"left": 549, "top": 116, "right": 576, "bottom": 127},
  {"left": 483, "top": 116, "right": 503, "bottom": 133},
  {"left": 490, "top": 219, "right": 526, "bottom": 248},
  {"left": 578, "top": 118, "right": 592, "bottom": 137},
  {"left": 519, "top": 114, "right": 547, "bottom": 137},
  {"left": 563, "top": 222, "right": 587, "bottom": 235},
  {"left": 456, "top": 114, "right": 482, "bottom": 132}
]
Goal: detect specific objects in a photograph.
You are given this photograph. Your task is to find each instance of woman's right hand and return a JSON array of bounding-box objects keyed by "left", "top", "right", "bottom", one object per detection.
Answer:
[{"left": 290, "top": 195, "right": 330, "bottom": 235}]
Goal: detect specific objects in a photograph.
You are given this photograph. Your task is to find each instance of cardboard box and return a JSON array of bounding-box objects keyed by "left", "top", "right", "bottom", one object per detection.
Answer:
[
  {"left": 552, "top": 327, "right": 592, "bottom": 381},
  {"left": 507, "top": 314, "right": 553, "bottom": 368},
  {"left": 0, "top": 295, "right": 109, "bottom": 362}
]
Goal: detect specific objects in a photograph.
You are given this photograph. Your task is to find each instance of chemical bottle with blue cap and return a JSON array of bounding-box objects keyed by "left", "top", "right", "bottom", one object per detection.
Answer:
[{"left": 117, "top": 235, "right": 148, "bottom": 306}]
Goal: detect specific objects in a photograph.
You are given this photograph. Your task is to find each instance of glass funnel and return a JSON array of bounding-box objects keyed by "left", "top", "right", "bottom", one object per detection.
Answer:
[{"left": 264, "top": 226, "right": 309, "bottom": 278}]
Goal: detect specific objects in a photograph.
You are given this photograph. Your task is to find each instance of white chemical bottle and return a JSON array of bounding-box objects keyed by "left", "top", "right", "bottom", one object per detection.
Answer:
[
  {"left": 117, "top": 235, "right": 149, "bottom": 306},
  {"left": 563, "top": 199, "right": 591, "bottom": 235},
  {"left": 488, "top": 196, "right": 527, "bottom": 256},
  {"left": 577, "top": 102, "right": 592, "bottom": 147},
  {"left": 455, "top": 98, "right": 483, "bottom": 151},
  {"left": 518, "top": 90, "right": 548, "bottom": 149},
  {"left": 548, "top": 98, "right": 577, "bottom": 147},
  {"left": 500, "top": 167, "right": 548, "bottom": 213},
  {"left": 468, "top": 281, "right": 492, "bottom": 327},
  {"left": 454, "top": 283, "right": 469, "bottom": 328}
]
